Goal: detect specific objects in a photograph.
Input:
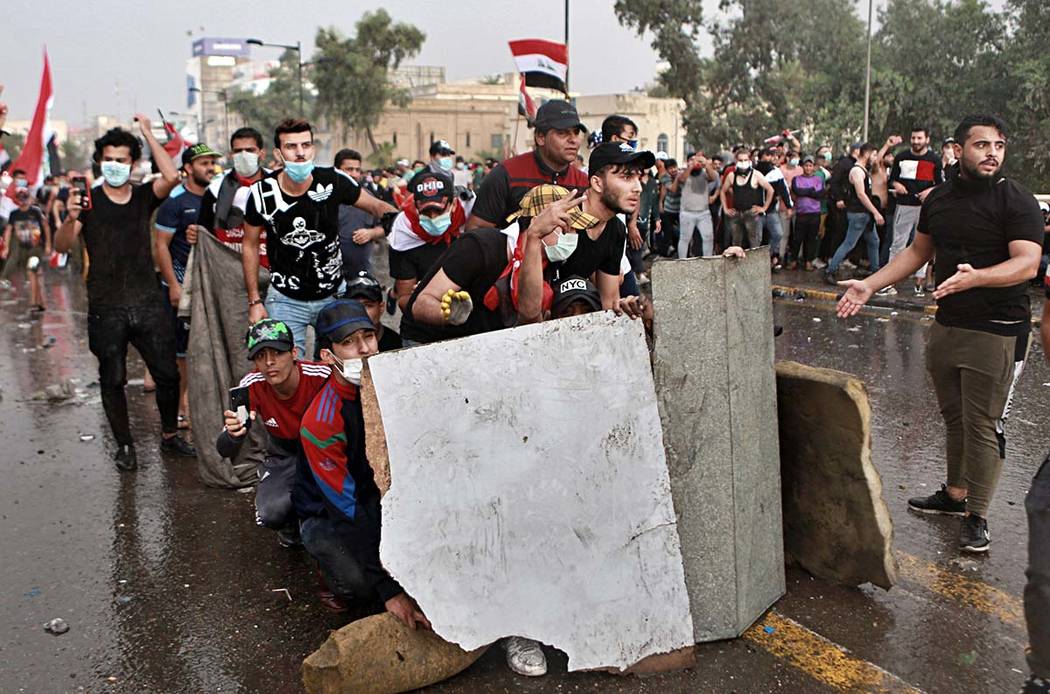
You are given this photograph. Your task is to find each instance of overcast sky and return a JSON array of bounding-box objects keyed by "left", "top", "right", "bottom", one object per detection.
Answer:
[
  {"left": 4, "top": 0, "right": 712, "bottom": 126},
  {"left": 4, "top": 0, "right": 1004, "bottom": 128}
]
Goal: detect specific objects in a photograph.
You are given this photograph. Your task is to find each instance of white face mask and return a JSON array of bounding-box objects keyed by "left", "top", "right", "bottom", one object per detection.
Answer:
[
  {"left": 232, "top": 151, "right": 260, "bottom": 178},
  {"left": 543, "top": 230, "right": 579, "bottom": 263},
  {"left": 736, "top": 160, "right": 752, "bottom": 172},
  {"left": 334, "top": 355, "right": 363, "bottom": 385}
]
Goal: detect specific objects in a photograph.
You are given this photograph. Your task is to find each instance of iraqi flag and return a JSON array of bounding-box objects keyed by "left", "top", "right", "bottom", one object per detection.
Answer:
[
  {"left": 6, "top": 48, "right": 54, "bottom": 202},
  {"left": 517, "top": 76, "right": 537, "bottom": 125},
  {"left": 161, "top": 119, "right": 186, "bottom": 161},
  {"left": 509, "top": 39, "right": 568, "bottom": 94}
]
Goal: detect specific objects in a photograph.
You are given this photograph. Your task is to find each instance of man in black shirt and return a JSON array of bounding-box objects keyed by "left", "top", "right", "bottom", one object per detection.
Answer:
[
  {"left": 242, "top": 119, "right": 397, "bottom": 352},
  {"left": 55, "top": 117, "right": 196, "bottom": 471},
  {"left": 343, "top": 270, "right": 402, "bottom": 352},
  {"left": 835, "top": 114, "right": 1043, "bottom": 553},
  {"left": 888, "top": 126, "right": 943, "bottom": 294}
]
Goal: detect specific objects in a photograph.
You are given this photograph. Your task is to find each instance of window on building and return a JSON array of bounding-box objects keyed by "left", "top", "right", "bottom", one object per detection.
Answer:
[
  {"left": 392, "top": 132, "right": 397, "bottom": 145},
  {"left": 491, "top": 133, "right": 503, "bottom": 150},
  {"left": 657, "top": 133, "right": 669, "bottom": 153},
  {"left": 430, "top": 132, "right": 435, "bottom": 145},
  {"left": 466, "top": 132, "right": 471, "bottom": 148}
]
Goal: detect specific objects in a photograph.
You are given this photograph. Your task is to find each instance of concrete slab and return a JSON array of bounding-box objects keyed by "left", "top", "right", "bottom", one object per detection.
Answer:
[
  {"left": 651, "top": 250, "right": 786, "bottom": 642},
  {"left": 367, "top": 313, "right": 695, "bottom": 672},
  {"left": 775, "top": 360, "right": 898, "bottom": 589}
]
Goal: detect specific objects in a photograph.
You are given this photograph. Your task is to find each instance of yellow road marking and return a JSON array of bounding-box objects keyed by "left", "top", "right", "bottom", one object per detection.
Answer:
[
  {"left": 896, "top": 551, "right": 1024, "bottom": 628},
  {"left": 744, "top": 611, "right": 923, "bottom": 693}
]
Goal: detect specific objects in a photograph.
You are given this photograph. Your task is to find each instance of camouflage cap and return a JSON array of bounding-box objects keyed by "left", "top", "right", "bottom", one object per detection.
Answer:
[
  {"left": 245, "top": 319, "right": 294, "bottom": 359},
  {"left": 505, "top": 184, "right": 600, "bottom": 230}
]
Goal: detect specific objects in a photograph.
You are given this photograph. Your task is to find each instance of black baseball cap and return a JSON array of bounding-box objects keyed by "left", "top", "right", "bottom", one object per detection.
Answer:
[
  {"left": 245, "top": 319, "right": 295, "bottom": 359},
  {"left": 552, "top": 275, "right": 601, "bottom": 315},
  {"left": 588, "top": 142, "right": 656, "bottom": 174},
  {"left": 181, "top": 142, "right": 220, "bottom": 166},
  {"left": 344, "top": 271, "right": 383, "bottom": 303},
  {"left": 409, "top": 169, "right": 453, "bottom": 213},
  {"left": 429, "top": 139, "right": 455, "bottom": 156},
  {"left": 316, "top": 299, "right": 375, "bottom": 344},
  {"left": 534, "top": 100, "right": 587, "bottom": 133}
]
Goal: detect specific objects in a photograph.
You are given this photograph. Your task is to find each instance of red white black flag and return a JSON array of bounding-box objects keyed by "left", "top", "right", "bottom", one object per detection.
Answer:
[
  {"left": 508, "top": 39, "right": 568, "bottom": 94},
  {"left": 517, "top": 77, "right": 537, "bottom": 125},
  {"left": 6, "top": 48, "right": 54, "bottom": 201}
]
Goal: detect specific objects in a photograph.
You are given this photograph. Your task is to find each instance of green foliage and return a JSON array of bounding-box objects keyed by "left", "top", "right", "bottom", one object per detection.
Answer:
[
  {"left": 615, "top": 0, "right": 1050, "bottom": 190},
  {"left": 3, "top": 132, "right": 25, "bottom": 165},
  {"left": 312, "top": 10, "right": 425, "bottom": 153},
  {"left": 367, "top": 142, "right": 397, "bottom": 168},
  {"left": 228, "top": 49, "right": 316, "bottom": 139}
]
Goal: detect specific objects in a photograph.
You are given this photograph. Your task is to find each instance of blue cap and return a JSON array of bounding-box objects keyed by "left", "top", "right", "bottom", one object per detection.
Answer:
[{"left": 316, "top": 299, "right": 375, "bottom": 344}]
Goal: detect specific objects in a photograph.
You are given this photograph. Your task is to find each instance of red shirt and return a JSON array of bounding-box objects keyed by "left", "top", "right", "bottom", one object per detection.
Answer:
[{"left": 237, "top": 361, "right": 331, "bottom": 443}]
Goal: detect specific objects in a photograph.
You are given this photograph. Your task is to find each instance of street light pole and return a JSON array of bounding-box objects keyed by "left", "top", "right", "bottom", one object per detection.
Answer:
[
  {"left": 564, "top": 0, "right": 570, "bottom": 96},
  {"left": 863, "top": 0, "right": 873, "bottom": 142},
  {"left": 248, "top": 38, "right": 304, "bottom": 117}
]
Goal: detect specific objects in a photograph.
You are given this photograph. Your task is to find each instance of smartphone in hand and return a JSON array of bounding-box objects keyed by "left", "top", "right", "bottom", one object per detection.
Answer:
[
  {"left": 229, "top": 386, "right": 251, "bottom": 430},
  {"left": 71, "top": 176, "right": 92, "bottom": 210}
]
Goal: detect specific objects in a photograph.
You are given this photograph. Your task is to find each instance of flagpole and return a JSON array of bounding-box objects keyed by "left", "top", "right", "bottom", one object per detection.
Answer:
[{"left": 564, "top": 0, "right": 570, "bottom": 97}]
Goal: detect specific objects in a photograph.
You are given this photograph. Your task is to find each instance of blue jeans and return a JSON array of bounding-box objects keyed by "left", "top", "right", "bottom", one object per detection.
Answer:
[
  {"left": 762, "top": 212, "right": 784, "bottom": 260},
  {"left": 265, "top": 282, "right": 346, "bottom": 354},
  {"left": 828, "top": 212, "right": 880, "bottom": 274}
]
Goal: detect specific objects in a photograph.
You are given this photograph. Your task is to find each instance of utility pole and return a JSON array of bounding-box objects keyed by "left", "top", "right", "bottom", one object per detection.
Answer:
[
  {"left": 863, "top": 0, "right": 873, "bottom": 142},
  {"left": 564, "top": 0, "right": 570, "bottom": 97}
]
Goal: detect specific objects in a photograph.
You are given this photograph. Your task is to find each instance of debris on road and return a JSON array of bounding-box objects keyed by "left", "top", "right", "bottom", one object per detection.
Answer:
[
  {"left": 272, "top": 588, "right": 292, "bottom": 602},
  {"left": 79, "top": 434, "right": 95, "bottom": 442},
  {"left": 44, "top": 618, "right": 69, "bottom": 635}
]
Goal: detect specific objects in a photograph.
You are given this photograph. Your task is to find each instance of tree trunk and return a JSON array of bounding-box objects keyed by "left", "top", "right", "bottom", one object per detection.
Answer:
[{"left": 366, "top": 125, "right": 380, "bottom": 154}]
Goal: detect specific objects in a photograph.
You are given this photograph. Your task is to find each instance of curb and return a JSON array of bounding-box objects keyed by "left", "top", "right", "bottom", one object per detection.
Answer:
[{"left": 772, "top": 284, "right": 1043, "bottom": 327}]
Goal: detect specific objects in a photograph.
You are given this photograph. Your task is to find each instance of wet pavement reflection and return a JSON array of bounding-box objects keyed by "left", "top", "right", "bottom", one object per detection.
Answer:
[{"left": 1, "top": 274, "right": 1045, "bottom": 693}]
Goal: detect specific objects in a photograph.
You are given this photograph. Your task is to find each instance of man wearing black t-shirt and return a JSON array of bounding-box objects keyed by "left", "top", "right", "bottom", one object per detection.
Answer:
[
  {"left": 55, "top": 117, "right": 196, "bottom": 471},
  {"left": 242, "top": 119, "right": 397, "bottom": 353},
  {"left": 836, "top": 114, "right": 1043, "bottom": 553},
  {"left": 467, "top": 100, "right": 590, "bottom": 230}
]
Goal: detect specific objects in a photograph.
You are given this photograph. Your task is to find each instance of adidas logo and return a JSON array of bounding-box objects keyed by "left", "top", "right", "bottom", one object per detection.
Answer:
[
  {"left": 307, "top": 183, "right": 333, "bottom": 202},
  {"left": 264, "top": 417, "right": 278, "bottom": 427}
]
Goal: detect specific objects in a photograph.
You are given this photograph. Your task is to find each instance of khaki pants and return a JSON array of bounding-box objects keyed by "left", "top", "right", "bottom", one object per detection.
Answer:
[{"left": 926, "top": 322, "right": 1029, "bottom": 517}]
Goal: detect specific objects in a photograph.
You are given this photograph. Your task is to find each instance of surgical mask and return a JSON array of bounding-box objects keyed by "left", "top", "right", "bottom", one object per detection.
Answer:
[
  {"left": 334, "top": 355, "right": 363, "bottom": 385},
  {"left": 282, "top": 158, "right": 315, "bottom": 183},
  {"left": 789, "top": 158, "right": 800, "bottom": 167},
  {"left": 437, "top": 157, "right": 454, "bottom": 172},
  {"left": 736, "top": 161, "right": 752, "bottom": 172},
  {"left": 412, "top": 166, "right": 424, "bottom": 177},
  {"left": 14, "top": 179, "right": 28, "bottom": 189},
  {"left": 625, "top": 139, "right": 639, "bottom": 150},
  {"left": 101, "top": 161, "right": 132, "bottom": 187},
  {"left": 543, "top": 230, "right": 579, "bottom": 263},
  {"left": 232, "top": 151, "right": 260, "bottom": 178},
  {"left": 420, "top": 212, "right": 452, "bottom": 237},
  {"left": 456, "top": 162, "right": 466, "bottom": 170}
]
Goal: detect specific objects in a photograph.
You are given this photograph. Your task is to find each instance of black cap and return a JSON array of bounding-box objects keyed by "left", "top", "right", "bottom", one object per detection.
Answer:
[
  {"left": 552, "top": 275, "right": 601, "bottom": 315},
  {"left": 245, "top": 319, "right": 295, "bottom": 359},
  {"left": 587, "top": 142, "right": 656, "bottom": 174},
  {"left": 316, "top": 299, "right": 375, "bottom": 344},
  {"left": 409, "top": 169, "right": 453, "bottom": 212},
  {"left": 429, "top": 139, "right": 455, "bottom": 156},
  {"left": 344, "top": 271, "right": 383, "bottom": 303},
  {"left": 534, "top": 100, "right": 587, "bottom": 133}
]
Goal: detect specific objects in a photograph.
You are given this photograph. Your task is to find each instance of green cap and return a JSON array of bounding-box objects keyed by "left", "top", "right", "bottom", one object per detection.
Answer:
[
  {"left": 182, "top": 142, "right": 221, "bottom": 166},
  {"left": 245, "top": 319, "right": 294, "bottom": 359}
]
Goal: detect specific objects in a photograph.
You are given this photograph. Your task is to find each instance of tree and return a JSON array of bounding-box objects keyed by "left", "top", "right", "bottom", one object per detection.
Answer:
[
  {"left": 227, "top": 49, "right": 315, "bottom": 138},
  {"left": 1001, "top": 0, "right": 1050, "bottom": 190},
  {"left": 312, "top": 11, "right": 425, "bottom": 154},
  {"left": 2, "top": 132, "right": 25, "bottom": 166}
]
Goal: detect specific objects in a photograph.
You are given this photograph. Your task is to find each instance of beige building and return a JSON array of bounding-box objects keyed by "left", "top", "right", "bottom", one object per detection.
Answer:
[{"left": 337, "top": 72, "right": 685, "bottom": 165}]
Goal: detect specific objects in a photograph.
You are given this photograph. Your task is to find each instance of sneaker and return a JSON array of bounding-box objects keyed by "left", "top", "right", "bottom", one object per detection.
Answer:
[
  {"left": 277, "top": 524, "right": 302, "bottom": 549},
  {"left": 959, "top": 514, "right": 990, "bottom": 553},
  {"left": 812, "top": 259, "right": 827, "bottom": 269},
  {"left": 908, "top": 484, "right": 966, "bottom": 516},
  {"left": 803, "top": 261, "right": 814, "bottom": 272},
  {"left": 636, "top": 272, "right": 650, "bottom": 285},
  {"left": 875, "top": 286, "right": 898, "bottom": 296},
  {"left": 1022, "top": 674, "right": 1050, "bottom": 693},
  {"left": 823, "top": 271, "right": 839, "bottom": 286},
  {"left": 842, "top": 259, "right": 857, "bottom": 270},
  {"left": 386, "top": 288, "right": 397, "bottom": 316},
  {"left": 505, "top": 636, "right": 547, "bottom": 677},
  {"left": 160, "top": 434, "right": 197, "bottom": 457},
  {"left": 913, "top": 285, "right": 925, "bottom": 297},
  {"left": 114, "top": 444, "right": 138, "bottom": 472}
]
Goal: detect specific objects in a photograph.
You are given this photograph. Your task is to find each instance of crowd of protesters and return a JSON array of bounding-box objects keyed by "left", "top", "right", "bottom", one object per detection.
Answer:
[{"left": 1, "top": 89, "right": 1049, "bottom": 691}]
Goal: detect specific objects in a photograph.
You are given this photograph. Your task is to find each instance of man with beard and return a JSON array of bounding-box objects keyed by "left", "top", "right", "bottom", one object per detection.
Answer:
[
  {"left": 888, "top": 126, "right": 944, "bottom": 294},
  {"left": 835, "top": 114, "right": 1043, "bottom": 554},
  {"left": 155, "top": 142, "right": 220, "bottom": 429},
  {"left": 467, "top": 100, "right": 589, "bottom": 229},
  {"left": 824, "top": 143, "right": 883, "bottom": 284}
]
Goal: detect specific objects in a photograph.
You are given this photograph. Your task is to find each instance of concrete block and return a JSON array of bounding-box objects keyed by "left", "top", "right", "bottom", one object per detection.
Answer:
[
  {"left": 302, "top": 612, "right": 488, "bottom": 694},
  {"left": 651, "top": 250, "right": 786, "bottom": 642},
  {"left": 367, "top": 313, "right": 695, "bottom": 672},
  {"left": 775, "top": 360, "right": 898, "bottom": 589},
  {"left": 359, "top": 363, "right": 390, "bottom": 496}
]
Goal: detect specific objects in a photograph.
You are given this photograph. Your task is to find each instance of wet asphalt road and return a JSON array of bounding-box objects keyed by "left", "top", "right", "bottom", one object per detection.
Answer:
[{"left": 1, "top": 268, "right": 1047, "bottom": 693}]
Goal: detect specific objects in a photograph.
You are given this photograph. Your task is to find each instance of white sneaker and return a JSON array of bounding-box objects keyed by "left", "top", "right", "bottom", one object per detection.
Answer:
[
  {"left": 505, "top": 636, "right": 547, "bottom": 677},
  {"left": 842, "top": 259, "right": 857, "bottom": 270},
  {"left": 812, "top": 259, "right": 827, "bottom": 269},
  {"left": 875, "top": 286, "right": 897, "bottom": 296},
  {"left": 637, "top": 272, "right": 650, "bottom": 285}
]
